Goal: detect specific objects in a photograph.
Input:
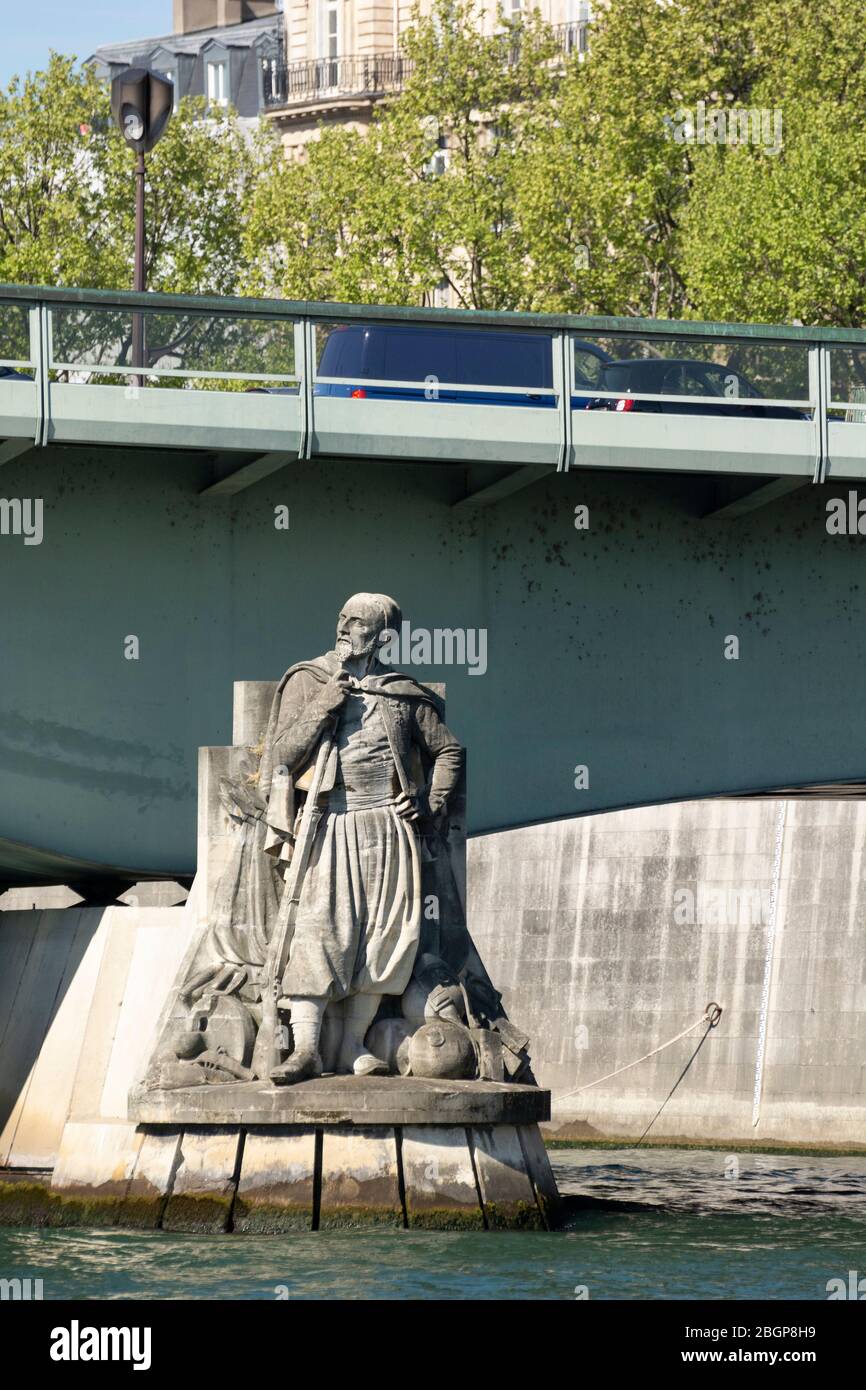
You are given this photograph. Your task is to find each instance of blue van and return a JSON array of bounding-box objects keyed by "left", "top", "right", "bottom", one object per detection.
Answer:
[{"left": 312, "top": 323, "right": 611, "bottom": 408}]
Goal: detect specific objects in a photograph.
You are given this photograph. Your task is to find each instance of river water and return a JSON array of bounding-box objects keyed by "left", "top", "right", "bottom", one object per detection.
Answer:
[{"left": 2, "top": 1147, "right": 865, "bottom": 1300}]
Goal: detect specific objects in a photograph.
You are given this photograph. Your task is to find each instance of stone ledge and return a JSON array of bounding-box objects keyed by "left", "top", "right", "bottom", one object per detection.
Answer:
[{"left": 129, "top": 1075, "right": 550, "bottom": 1126}]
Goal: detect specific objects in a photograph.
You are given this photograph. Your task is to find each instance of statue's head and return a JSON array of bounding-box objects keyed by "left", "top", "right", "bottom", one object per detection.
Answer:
[{"left": 335, "top": 592, "right": 401, "bottom": 665}]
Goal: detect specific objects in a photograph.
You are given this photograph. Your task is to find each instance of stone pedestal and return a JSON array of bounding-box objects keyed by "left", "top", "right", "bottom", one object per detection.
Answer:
[{"left": 47, "top": 1076, "right": 561, "bottom": 1232}]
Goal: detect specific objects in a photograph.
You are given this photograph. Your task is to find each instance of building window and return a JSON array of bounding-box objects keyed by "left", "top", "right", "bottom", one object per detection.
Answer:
[
  {"left": 317, "top": 0, "right": 340, "bottom": 90},
  {"left": 207, "top": 60, "right": 228, "bottom": 107},
  {"left": 319, "top": 0, "right": 340, "bottom": 59},
  {"left": 261, "top": 53, "right": 281, "bottom": 105}
]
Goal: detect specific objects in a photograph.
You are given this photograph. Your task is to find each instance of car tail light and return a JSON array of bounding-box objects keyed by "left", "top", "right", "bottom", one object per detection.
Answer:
[
  {"left": 350, "top": 388, "right": 367, "bottom": 399},
  {"left": 615, "top": 397, "right": 635, "bottom": 412}
]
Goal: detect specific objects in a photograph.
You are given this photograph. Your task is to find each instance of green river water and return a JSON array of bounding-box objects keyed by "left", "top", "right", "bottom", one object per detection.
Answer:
[{"left": 1, "top": 1148, "right": 865, "bottom": 1300}]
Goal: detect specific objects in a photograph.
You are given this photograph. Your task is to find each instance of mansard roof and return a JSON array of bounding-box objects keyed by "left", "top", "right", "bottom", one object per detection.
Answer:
[{"left": 88, "top": 13, "right": 279, "bottom": 68}]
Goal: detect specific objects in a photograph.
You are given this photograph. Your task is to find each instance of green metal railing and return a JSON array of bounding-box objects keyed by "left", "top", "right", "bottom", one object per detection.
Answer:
[{"left": 3, "top": 283, "right": 866, "bottom": 480}]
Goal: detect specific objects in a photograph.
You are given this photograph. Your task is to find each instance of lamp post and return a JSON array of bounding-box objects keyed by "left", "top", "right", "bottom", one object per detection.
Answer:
[{"left": 110, "top": 69, "right": 174, "bottom": 385}]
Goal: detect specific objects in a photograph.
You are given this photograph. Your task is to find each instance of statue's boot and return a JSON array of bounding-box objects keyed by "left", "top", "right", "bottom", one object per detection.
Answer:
[
  {"left": 270, "top": 997, "right": 325, "bottom": 1086},
  {"left": 337, "top": 993, "right": 388, "bottom": 1077},
  {"left": 269, "top": 1048, "right": 323, "bottom": 1086}
]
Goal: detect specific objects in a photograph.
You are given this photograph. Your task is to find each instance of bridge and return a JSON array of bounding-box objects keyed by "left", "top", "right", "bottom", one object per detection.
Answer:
[
  {"left": 3, "top": 284, "right": 866, "bottom": 495},
  {"left": 2, "top": 283, "right": 866, "bottom": 887}
]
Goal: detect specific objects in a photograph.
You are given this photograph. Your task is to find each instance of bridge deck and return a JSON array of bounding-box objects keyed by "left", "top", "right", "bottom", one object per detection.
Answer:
[{"left": 3, "top": 285, "right": 866, "bottom": 494}]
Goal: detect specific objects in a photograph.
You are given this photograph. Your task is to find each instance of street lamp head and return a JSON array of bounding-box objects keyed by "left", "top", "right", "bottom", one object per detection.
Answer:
[{"left": 111, "top": 68, "right": 173, "bottom": 154}]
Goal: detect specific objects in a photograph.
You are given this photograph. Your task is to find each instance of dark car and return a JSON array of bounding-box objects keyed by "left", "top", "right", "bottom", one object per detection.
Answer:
[
  {"left": 0, "top": 365, "right": 32, "bottom": 382},
  {"left": 310, "top": 323, "right": 612, "bottom": 408},
  {"left": 572, "top": 341, "right": 612, "bottom": 401},
  {"left": 587, "top": 358, "right": 807, "bottom": 420}
]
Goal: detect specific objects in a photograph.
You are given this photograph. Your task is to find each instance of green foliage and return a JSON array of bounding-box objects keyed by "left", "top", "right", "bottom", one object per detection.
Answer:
[
  {"left": 243, "top": 0, "right": 561, "bottom": 309},
  {"left": 0, "top": 52, "right": 268, "bottom": 296},
  {"left": 681, "top": 0, "right": 866, "bottom": 327},
  {"left": 245, "top": 0, "right": 866, "bottom": 326},
  {"left": 520, "top": 0, "right": 866, "bottom": 322},
  {"left": 4, "top": 2, "right": 866, "bottom": 329},
  {"left": 681, "top": 101, "right": 866, "bottom": 327}
]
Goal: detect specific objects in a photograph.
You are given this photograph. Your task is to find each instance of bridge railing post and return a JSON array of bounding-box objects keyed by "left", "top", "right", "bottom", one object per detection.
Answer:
[
  {"left": 808, "top": 343, "right": 830, "bottom": 484},
  {"left": 36, "top": 302, "right": 52, "bottom": 449},
  {"left": 294, "top": 317, "right": 316, "bottom": 460},
  {"left": 554, "top": 331, "right": 572, "bottom": 473},
  {"left": 26, "top": 303, "right": 45, "bottom": 447}
]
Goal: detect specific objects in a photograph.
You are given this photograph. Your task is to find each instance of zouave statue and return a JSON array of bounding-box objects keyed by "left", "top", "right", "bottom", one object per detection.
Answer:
[{"left": 141, "top": 593, "right": 532, "bottom": 1094}]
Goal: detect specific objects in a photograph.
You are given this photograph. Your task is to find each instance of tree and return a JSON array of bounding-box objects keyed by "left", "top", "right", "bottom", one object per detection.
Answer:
[
  {"left": 6, "top": 3, "right": 866, "bottom": 330},
  {"left": 681, "top": 102, "right": 866, "bottom": 328},
  {"left": 243, "top": 0, "right": 561, "bottom": 309},
  {"left": 0, "top": 52, "right": 264, "bottom": 296},
  {"left": 681, "top": 0, "right": 866, "bottom": 327},
  {"left": 516, "top": 0, "right": 774, "bottom": 318},
  {"left": 246, "top": 0, "right": 866, "bottom": 328}
]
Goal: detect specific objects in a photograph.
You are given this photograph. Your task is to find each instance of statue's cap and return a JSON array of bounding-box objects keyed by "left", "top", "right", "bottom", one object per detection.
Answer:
[{"left": 343, "top": 592, "right": 402, "bottom": 633}]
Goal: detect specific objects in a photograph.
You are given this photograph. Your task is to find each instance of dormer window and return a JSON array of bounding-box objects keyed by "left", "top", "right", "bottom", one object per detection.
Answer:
[{"left": 207, "top": 59, "right": 229, "bottom": 107}]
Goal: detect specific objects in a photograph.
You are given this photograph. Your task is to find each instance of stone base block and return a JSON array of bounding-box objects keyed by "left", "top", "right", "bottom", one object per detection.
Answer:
[
  {"left": 122, "top": 1130, "right": 183, "bottom": 1229},
  {"left": 472, "top": 1125, "right": 543, "bottom": 1229},
  {"left": 402, "top": 1125, "right": 485, "bottom": 1230},
  {"left": 162, "top": 1128, "right": 242, "bottom": 1233},
  {"left": 45, "top": 1116, "right": 561, "bottom": 1232},
  {"left": 233, "top": 1127, "right": 316, "bottom": 1234},
  {"left": 518, "top": 1121, "right": 563, "bottom": 1227},
  {"left": 319, "top": 1126, "right": 403, "bottom": 1229}
]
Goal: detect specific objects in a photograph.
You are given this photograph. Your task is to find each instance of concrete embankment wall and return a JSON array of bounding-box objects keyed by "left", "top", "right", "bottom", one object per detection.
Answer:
[
  {"left": 1, "top": 796, "right": 864, "bottom": 1168},
  {"left": 469, "top": 797, "right": 866, "bottom": 1148},
  {"left": 0, "top": 903, "right": 192, "bottom": 1169}
]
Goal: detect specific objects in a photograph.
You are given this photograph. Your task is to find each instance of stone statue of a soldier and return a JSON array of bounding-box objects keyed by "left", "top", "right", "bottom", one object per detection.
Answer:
[{"left": 258, "top": 593, "right": 464, "bottom": 1084}]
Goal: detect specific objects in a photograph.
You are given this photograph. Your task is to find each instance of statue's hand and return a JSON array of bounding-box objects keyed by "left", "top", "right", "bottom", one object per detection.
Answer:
[
  {"left": 394, "top": 790, "right": 420, "bottom": 822},
  {"left": 317, "top": 670, "right": 353, "bottom": 714},
  {"left": 418, "top": 791, "right": 449, "bottom": 833},
  {"left": 426, "top": 983, "right": 464, "bottom": 1023}
]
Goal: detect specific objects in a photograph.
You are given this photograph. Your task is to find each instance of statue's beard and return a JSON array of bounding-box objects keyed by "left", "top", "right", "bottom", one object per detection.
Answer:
[{"left": 335, "top": 633, "right": 378, "bottom": 666}]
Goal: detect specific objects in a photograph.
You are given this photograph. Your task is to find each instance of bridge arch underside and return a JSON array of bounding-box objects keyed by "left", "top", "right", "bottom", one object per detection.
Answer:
[{"left": 1, "top": 441, "right": 865, "bottom": 884}]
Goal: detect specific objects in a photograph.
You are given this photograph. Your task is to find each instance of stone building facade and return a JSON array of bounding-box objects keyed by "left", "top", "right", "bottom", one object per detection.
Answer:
[
  {"left": 89, "top": 0, "right": 592, "bottom": 149},
  {"left": 266, "top": 0, "right": 593, "bottom": 154}
]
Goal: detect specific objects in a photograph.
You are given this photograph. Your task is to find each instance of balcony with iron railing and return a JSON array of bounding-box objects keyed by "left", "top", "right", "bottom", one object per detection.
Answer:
[{"left": 262, "top": 20, "right": 591, "bottom": 110}]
